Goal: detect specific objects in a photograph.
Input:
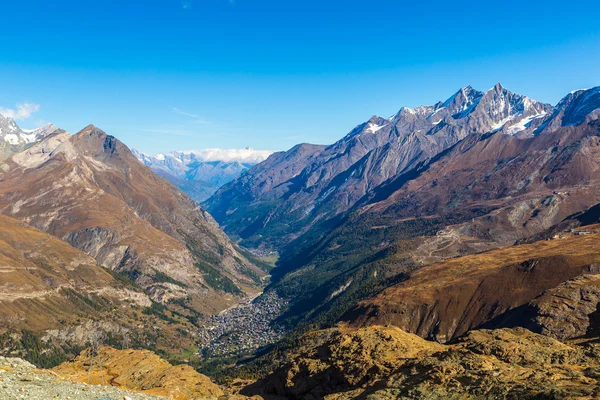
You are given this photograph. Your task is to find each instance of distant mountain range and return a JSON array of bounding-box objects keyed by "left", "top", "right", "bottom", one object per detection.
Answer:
[{"left": 132, "top": 148, "right": 273, "bottom": 202}]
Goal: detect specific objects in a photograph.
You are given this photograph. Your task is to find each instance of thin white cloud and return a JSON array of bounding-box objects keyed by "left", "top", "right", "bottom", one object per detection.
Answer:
[
  {"left": 142, "top": 128, "right": 193, "bottom": 137},
  {"left": 0, "top": 102, "right": 40, "bottom": 121},
  {"left": 172, "top": 107, "right": 199, "bottom": 118},
  {"left": 181, "top": 0, "right": 192, "bottom": 9},
  {"left": 172, "top": 107, "right": 208, "bottom": 124}
]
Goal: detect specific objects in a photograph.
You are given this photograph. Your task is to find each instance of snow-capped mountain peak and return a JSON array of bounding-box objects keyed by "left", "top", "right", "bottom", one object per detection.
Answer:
[{"left": 0, "top": 113, "right": 58, "bottom": 158}]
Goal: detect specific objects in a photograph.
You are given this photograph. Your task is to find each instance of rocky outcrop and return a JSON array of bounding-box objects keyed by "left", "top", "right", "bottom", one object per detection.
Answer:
[
  {"left": 54, "top": 346, "right": 224, "bottom": 399},
  {"left": 490, "top": 273, "right": 600, "bottom": 341},
  {"left": 0, "top": 356, "right": 161, "bottom": 399},
  {"left": 244, "top": 326, "right": 600, "bottom": 399},
  {"left": 342, "top": 226, "right": 600, "bottom": 342}
]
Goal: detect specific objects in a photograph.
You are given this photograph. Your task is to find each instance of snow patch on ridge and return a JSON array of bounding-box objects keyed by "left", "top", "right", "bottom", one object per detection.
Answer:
[
  {"left": 505, "top": 113, "right": 547, "bottom": 135},
  {"left": 365, "top": 123, "right": 387, "bottom": 134},
  {"left": 4, "top": 134, "right": 19, "bottom": 145}
]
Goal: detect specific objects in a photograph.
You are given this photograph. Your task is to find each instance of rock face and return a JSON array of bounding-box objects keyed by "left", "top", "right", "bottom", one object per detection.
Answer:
[
  {"left": 0, "top": 212, "right": 203, "bottom": 366},
  {"left": 0, "top": 356, "right": 162, "bottom": 400},
  {"left": 489, "top": 273, "right": 600, "bottom": 341},
  {"left": 206, "top": 84, "right": 553, "bottom": 249},
  {"left": 53, "top": 346, "right": 224, "bottom": 398},
  {"left": 133, "top": 148, "right": 272, "bottom": 202},
  {"left": 0, "top": 125, "right": 267, "bottom": 314},
  {"left": 0, "top": 212, "right": 148, "bottom": 332},
  {"left": 244, "top": 326, "right": 600, "bottom": 399}
]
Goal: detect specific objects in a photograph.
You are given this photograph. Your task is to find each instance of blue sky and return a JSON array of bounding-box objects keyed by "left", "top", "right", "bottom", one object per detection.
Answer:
[{"left": 1, "top": 0, "right": 599, "bottom": 154}]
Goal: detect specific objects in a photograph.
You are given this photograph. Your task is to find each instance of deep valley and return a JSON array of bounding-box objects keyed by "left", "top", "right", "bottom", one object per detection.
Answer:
[{"left": 2, "top": 83, "right": 600, "bottom": 399}]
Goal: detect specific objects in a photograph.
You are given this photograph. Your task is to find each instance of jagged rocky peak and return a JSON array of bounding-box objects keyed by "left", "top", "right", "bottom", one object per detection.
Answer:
[
  {"left": 0, "top": 112, "right": 59, "bottom": 161},
  {"left": 481, "top": 82, "right": 549, "bottom": 118},
  {"left": 380, "top": 83, "right": 551, "bottom": 135},
  {"left": 433, "top": 83, "right": 553, "bottom": 136},
  {"left": 360, "top": 115, "right": 389, "bottom": 134},
  {"left": 424, "top": 85, "right": 484, "bottom": 122},
  {"left": 388, "top": 105, "right": 434, "bottom": 122},
  {"left": 0, "top": 112, "right": 57, "bottom": 146},
  {"left": 0, "top": 113, "right": 21, "bottom": 139}
]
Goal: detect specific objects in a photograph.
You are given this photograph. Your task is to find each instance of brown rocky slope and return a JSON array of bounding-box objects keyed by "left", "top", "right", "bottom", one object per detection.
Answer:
[
  {"left": 53, "top": 346, "right": 224, "bottom": 398},
  {"left": 0, "top": 212, "right": 206, "bottom": 366},
  {"left": 0, "top": 212, "right": 147, "bottom": 333},
  {"left": 342, "top": 225, "right": 600, "bottom": 343},
  {"left": 0, "top": 125, "right": 267, "bottom": 315},
  {"left": 243, "top": 325, "right": 600, "bottom": 399}
]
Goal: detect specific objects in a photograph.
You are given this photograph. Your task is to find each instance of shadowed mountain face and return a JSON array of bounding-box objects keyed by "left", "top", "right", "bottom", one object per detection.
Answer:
[
  {"left": 0, "top": 125, "right": 267, "bottom": 315},
  {"left": 206, "top": 84, "right": 554, "bottom": 249}
]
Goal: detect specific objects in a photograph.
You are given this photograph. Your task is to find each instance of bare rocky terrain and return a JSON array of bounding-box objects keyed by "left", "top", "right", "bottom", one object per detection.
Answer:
[
  {"left": 0, "top": 356, "right": 162, "bottom": 400},
  {"left": 242, "top": 325, "right": 600, "bottom": 399},
  {"left": 54, "top": 346, "right": 224, "bottom": 398}
]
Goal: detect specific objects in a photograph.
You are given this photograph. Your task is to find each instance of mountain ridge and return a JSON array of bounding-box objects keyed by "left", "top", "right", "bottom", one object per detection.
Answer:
[
  {"left": 205, "top": 83, "right": 556, "bottom": 250},
  {"left": 205, "top": 85, "right": 600, "bottom": 339}
]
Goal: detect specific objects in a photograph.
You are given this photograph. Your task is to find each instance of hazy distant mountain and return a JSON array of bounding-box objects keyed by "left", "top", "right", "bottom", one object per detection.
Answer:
[
  {"left": 0, "top": 113, "right": 58, "bottom": 160},
  {"left": 132, "top": 148, "right": 273, "bottom": 202}
]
